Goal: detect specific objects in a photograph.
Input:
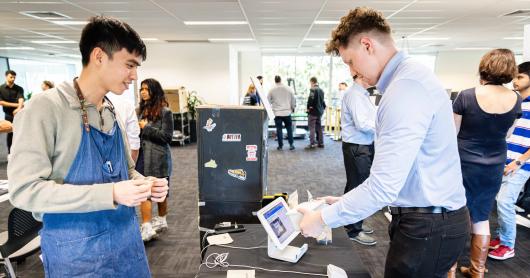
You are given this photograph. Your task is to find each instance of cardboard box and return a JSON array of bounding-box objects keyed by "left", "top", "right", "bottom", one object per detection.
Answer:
[{"left": 165, "top": 88, "right": 188, "bottom": 113}]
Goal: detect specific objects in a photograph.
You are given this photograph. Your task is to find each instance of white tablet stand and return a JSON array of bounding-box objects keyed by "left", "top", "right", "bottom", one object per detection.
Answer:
[{"left": 267, "top": 236, "right": 308, "bottom": 263}]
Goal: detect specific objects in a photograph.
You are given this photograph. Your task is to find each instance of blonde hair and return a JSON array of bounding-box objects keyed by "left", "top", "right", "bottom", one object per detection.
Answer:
[
  {"left": 246, "top": 84, "right": 256, "bottom": 96},
  {"left": 479, "top": 48, "right": 517, "bottom": 84}
]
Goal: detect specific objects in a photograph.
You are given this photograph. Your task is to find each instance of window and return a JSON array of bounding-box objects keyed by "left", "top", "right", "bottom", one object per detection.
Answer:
[
  {"left": 7, "top": 58, "right": 76, "bottom": 99},
  {"left": 263, "top": 53, "right": 437, "bottom": 110}
]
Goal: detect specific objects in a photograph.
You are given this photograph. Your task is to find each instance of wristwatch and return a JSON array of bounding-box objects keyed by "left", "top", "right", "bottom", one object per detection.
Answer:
[{"left": 515, "top": 160, "right": 522, "bottom": 166}]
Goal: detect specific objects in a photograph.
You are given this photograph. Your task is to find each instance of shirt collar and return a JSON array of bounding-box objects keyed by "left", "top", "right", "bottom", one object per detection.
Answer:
[
  {"left": 375, "top": 51, "right": 406, "bottom": 94},
  {"left": 351, "top": 82, "right": 369, "bottom": 96}
]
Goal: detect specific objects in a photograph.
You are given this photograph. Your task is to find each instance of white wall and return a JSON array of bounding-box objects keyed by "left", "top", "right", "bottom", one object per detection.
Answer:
[
  {"left": 434, "top": 50, "right": 485, "bottom": 92},
  {"left": 238, "top": 50, "right": 262, "bottom": 102},
  {"left": 523, "top": 24, "right": 530, "bottom": 61},
  {"left": 138, "top": 43, "right": 233, "bottom": 105}
]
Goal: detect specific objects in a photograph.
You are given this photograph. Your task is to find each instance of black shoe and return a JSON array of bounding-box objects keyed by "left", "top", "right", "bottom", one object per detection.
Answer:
[
  {"left": 318, "top": 144, "right": 324, "bottom": 148},
  {"left": 277, "top": 146, "right": 283, "bottom": 150},
  {"left": 289, "top": 145, "right": 295, "bottom": 150}
]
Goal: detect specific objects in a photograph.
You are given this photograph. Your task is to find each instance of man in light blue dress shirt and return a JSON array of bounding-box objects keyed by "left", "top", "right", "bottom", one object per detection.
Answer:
[
  {"left": 340, "top": 75, "right": 377, "bottom": 246},
  {"left": 298, "top": 7, "right": 469, "bottom": 277}
]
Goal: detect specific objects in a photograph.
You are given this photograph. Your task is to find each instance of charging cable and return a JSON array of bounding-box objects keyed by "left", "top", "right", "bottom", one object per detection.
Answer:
[{"left": 194, "top": 252, "right": 327, "bottom": 277}]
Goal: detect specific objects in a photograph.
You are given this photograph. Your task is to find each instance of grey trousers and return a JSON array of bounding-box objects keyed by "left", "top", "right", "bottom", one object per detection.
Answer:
[{"left": 308, "top": 114, "right": 323, "bottom": 145}]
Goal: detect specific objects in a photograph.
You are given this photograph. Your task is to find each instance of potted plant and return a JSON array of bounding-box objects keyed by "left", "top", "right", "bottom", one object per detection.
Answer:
[
  {"left": 186, "top": 90, "right": 202, "bottom": 120},
  {"left": 186, "top": 91, "right": 203, "bottom": 142}
]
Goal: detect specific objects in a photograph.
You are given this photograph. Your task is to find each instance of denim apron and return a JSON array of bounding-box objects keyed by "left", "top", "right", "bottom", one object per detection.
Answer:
[{"left": 40, "top": 80, "right": 150, "bottom": 277}]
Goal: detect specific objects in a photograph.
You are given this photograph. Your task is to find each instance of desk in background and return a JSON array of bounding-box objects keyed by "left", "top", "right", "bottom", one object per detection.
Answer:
[{"left": 199, "top": 224, "right": 370, "bottom": 277}]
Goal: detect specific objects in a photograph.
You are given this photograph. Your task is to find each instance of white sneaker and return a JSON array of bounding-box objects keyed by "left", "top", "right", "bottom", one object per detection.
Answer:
[
  {"left": 140, "top": 222, "right": 157, "bottom": 242},
  {"left": 151, "top": 216, "right": 168, "bottom": 233}
]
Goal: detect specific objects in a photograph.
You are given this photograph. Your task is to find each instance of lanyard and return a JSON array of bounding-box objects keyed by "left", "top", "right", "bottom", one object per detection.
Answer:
[
  {"left": 73, "top": 78, "right": 91, "bottom": 133},
  {"left": 73, "top": 78, "right": 116, "bottom": 133}
]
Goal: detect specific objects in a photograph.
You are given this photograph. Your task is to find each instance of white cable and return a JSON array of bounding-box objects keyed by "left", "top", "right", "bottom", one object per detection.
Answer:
[
  {"left": 194, "top": 252, "right": 327, "bottom": 277},
  {"left": 217, "top": 244, "right": 267, "bottom": 250}
]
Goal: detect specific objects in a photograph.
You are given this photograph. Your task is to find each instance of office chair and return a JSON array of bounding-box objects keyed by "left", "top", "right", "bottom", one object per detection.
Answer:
[{"left": 0, "top": 208, "right": 42, "bottom": 278}]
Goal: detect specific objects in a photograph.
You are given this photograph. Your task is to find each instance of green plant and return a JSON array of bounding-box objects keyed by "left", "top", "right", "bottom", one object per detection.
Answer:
[{"left": 187, "top": 90, "right": 203, "bottom": 119}]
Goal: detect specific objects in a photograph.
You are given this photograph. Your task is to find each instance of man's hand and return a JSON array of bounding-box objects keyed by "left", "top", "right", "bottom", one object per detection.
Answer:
[
  {"left": 318, "top": 195, "right": 342, "bottom": 205},
  {"left": 298, "top": 207, "right": 325, "bottom": 238},
  {"left": 113, "top": 179, "right": 152, "bottom": 207},
  {"left": 13, "top": 107, "right": 21, "bottom": 115},
  {"left": 147, "top": 177, "right": 169, "bottom": 202},
  {"left": 0, "top": 120, "right": 12, "bottom": 133},
  {"left": 504, "top": 160, "right": 520, "bottom": 176},
  {"left": 0, "top": 101, "right": 5, "bottom": 106}
]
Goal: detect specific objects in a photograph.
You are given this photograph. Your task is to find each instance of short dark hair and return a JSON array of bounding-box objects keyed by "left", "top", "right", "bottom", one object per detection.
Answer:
[
  {"left": 310, "top": 77, "right": 318, "bottom": 84},
  {"left": 326, "top": 7, "right": 392, "bottom": 56},
  {"left": 274, "top": 75, "right": 281, "bottom": 83},
  {"left": 479, "top": 48, "right": 517, "bottom": 84},
  {"left": 5, "top": 70, "right": 16, "bottom": 76},
  {"left": 518, "top": 62, "right": 530, "bottom": 77},
  {"left": 257, "top": 75, "right": 263, "bottom": 80},
  {"left": 339, "top": 81, "right": 348, "bottom": 85},
  {"left": 79, "top": 16, "right": 146, "bottom": 66}
]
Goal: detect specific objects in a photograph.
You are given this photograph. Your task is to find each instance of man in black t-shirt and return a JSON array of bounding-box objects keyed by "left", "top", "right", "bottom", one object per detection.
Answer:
[{"left": 0, "top": 70, "right": 24, "bottom": 153}]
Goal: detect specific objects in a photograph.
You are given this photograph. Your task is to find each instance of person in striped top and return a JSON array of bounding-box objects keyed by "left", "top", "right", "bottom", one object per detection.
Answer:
[{"left": 489, "top": 61, "right": 530, "bottom": 261}]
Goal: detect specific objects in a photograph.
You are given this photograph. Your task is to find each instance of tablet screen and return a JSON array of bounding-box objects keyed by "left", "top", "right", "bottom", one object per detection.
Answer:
[{"left": 263, "top": 201, "right": 295, "bottom": 244}]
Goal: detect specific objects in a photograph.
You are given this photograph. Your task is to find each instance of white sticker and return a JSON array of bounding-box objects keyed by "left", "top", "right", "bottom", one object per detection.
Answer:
[
  {"left": 246, "top": 145, "right": 258, "bottom": 161},
  {"left": 203, "top": 118, "right": 216, "bottom": 132},
  {"left": 204, "top": 159, "right": 218, "bottom": 168},
  {"left": 228, "top": 169, "right": 247, "bottom": 181},
  {"left": 222, "top": 133, "right": 241, "bottom": 142}
]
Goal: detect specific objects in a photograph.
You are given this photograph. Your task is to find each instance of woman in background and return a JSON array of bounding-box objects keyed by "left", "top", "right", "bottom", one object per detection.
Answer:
[
  {"left": 452, "top": 48, "right": 520, "bottom": 277},
  {"left": 242, "top": 84, "right": 259, "bottom": 106},
  {"left": 137, "top": 78, "right": 174, "bottom": 241}
]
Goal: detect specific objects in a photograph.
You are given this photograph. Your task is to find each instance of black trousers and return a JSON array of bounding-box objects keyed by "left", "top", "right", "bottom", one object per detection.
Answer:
[
  {"left": 5, "top": 115, "right": 13, "bottom": 154},
  {"left": 274, "top": 116, "right": 293, "bottom": 147},
  {"left": 384, "top": 206, "right": 470, "bottom": 278},
  {"left": 342, "top": 142, "right": 374, "bottom": 237}
]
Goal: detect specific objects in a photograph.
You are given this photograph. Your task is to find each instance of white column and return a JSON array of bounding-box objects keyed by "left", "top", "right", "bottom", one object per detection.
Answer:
[{"left": 523, "top": 24, "right": 530, "bottom": 61}]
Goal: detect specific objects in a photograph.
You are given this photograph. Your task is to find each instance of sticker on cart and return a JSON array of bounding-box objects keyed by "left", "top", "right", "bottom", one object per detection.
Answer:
[
  {"left": 222, "top": 133, "right": 241, "bottom": 142},
  {"left": 203, "top": 118, "right": 216, "bottom": 132},
  {"left": 204, "top": 159, "right": 218, "bottom": 168},
  {"left": 228, "top": 169, "right": 247, "bottom": 181},
  {"left": 246, "top": 145, "right": 258, "bottom": 161}
]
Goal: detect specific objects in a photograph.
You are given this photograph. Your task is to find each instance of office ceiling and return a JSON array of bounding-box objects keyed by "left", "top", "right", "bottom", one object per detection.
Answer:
[{"left": 0, "top": 0, "right": 528, "bottom": 62}]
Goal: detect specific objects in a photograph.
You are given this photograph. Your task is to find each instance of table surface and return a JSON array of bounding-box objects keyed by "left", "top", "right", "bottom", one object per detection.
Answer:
[{"left": 199, "top": 224, "right": 371, "bottom": 277}]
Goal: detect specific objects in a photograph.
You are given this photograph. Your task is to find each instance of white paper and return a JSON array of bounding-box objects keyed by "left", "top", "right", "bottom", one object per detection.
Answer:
[{"left": 288, "top": 190, "right": 298, "bottom": 209}]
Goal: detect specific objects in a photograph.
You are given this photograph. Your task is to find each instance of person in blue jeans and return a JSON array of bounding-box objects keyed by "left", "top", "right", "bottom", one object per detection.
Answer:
[
  {"left": 7, "top": 16, "right": 168, "bottom": 277},
  {"left": 489, "top": 61, "right": 530, "bottom": 261}
]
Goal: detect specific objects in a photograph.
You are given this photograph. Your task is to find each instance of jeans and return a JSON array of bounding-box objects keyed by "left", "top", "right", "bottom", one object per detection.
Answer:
[
  {"left": 308, "top": 114, "right": 323, "bottom": 145},
  {"left": 274, "top": 116, "right": 294, "bottom": 147},
  {"left": 342, "top": 142, "right": 374, "bottom": 237},
  {"left": 384, "top": 206, "right": 470, "bottom": 278},
  {"left": 496, "top": 169, "right": 530, "bottom": 248}
]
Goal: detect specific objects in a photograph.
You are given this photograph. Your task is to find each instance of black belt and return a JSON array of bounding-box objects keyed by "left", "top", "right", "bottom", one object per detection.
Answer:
[{"left": 390, "top": 206, "right": 450, "bottom": 215}]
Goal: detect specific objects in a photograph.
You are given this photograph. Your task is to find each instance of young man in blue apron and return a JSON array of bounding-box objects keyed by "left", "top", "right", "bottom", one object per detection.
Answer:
[{"left": 7, "top": 16, "right": 168, "bottom": 277}]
